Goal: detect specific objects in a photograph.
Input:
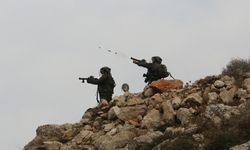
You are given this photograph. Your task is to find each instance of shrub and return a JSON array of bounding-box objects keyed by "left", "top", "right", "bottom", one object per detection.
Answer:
[{"left": 222, "top": 58, "right": 250, "bottom": 86}]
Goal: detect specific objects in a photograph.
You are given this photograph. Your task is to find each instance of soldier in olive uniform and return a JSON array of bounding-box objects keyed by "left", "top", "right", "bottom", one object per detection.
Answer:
[
  {"left": 86, "top": 67, "right": 115, "bottom": 102},
  {"left": 133, "top": 56, "right": 169, "bottom": 84}
]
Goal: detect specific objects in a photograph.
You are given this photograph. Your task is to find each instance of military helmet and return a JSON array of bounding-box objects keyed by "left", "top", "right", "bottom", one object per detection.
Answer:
[
  {"left": 152, "top": 56, "right": 162, "bottom": 64},
  {"left": 100, "top": 66, "right": 111, "bottom": 74},
  {"left": 121, "top": 83, "right": 129, "bottom": 92}
]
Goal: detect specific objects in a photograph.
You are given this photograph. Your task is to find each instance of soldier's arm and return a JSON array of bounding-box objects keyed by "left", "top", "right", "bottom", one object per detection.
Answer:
[
  {"left": 134, "top": 60, "right": 150, "bottom": 68},
  {"left": 87, "top": 75, "right": 107, "bottom": 85}
]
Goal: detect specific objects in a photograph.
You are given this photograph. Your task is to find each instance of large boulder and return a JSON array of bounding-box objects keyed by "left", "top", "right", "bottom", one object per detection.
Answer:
[
  {"left": 176, "top": 108, "right": 193, "bottom": 125},
  {"left": 110, "top": 105, "right": 147, "bottom": 122},
  {"left": 127, "top": 97, "right": 144, "bottom": 106},
  {"left": 36, "top": 124, "right": 77, "bottom": 142},
  {"left": 214, "top": 80, "right": 225, "bottom": 88},
  {"left": 208, "top": 92, "right": 218, "bottom": 104},
  {"left": 182, "top": 92, "right": 203, "bottom": 106},
  {"left": 93, "top": 129, "right": 138, "bottom": 150},
  {"left": 161, "top": 101, "right": 176, "bottom": 124},
  {"left": 141, "top": 109, "right": 162, "bottom": 129},
  {"left": 150, "top": 79, "right": 183, "bottom": 92},
  {"left": 219, "top": 86, "right": 237, "bottom": 104}
]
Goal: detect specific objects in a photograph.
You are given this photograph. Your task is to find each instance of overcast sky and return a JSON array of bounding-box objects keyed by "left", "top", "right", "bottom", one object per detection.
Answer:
[{"left": 0, "top": 0, "right": 249, "bottom": 149}]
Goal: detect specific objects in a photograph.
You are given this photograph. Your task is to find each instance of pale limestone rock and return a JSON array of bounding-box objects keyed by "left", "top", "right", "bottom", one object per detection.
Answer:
[
  {"left": 230, "top": 140, "right": 250, "bottom": 150},
  {"left": 143, "top": 86, "right": 155, "bottom": 98},
  {"left": 94, "top": 130, "right": 137, "bottom": 150},
  {"left": 108, "top": 106, "right": 121, "bottom": 120},
  {"left": 103, "top": 123, "right": 115, "bottom": 132},
  {"left": 176, "top": 108, "right": 192, "bottom": 125},
  {"left": 235, "top": 88, "right": 248, "bottom": 98},
  {"left": 134, "top": 131, "right": 163, "bottom": 144},
  {"left": 151, "top": 93, "right": 163, "bottom": 103},
  {"left": 43, "top": 141, "right": 64, "bottom": 150},
  {"left": 219, "top": 86, "right": 237, "bottom": 104},
  {"left": 192, "top": 134, "right": 204, "bottom": 142},
  {"left": 243, "top": 78, "right": 250, "bottom": 94},
  {"left": 182, "top": 92, "right": 203, "bottom": 105},
  {"left": 127, "top": 97, "right": 144, "bottom": 106},
  {"left": 71, "top": 130, "right": 93, "bottom": 145},
  {"left": 161, "top": 100, "right": 175, "bottom": 123},
  {"left": 171, "top": 97, "right": 182, "bottom": 109},
  {"left": 116, "top": 105, "right": 147, "bottom": 122},
  {"left": 113, "top": 96, "right": 126, "bottom": 107},
  {"left": 214, "top": 80, "right": 225, "bottom": 88},
  {"left": 141, "top": 109, "right": 161, "bottom": 129},
  {"left": 164, "top": 127, "right": 185, "bottom": 137},
  {"left": 208, "top": 92, "right": 218, "bottom": 104}
]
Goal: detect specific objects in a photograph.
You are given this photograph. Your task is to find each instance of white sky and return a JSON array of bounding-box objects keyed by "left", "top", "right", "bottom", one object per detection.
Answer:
[{"left": 0, "top": 0, "right": 249, "bottom": 149}]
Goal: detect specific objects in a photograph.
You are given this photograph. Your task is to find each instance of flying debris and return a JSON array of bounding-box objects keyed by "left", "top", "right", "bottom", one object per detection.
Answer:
[{"left": 98, "top": 46, "right": 129, "bottom": 59}]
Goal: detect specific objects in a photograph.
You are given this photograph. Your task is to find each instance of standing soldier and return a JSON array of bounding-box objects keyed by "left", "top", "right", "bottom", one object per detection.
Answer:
[
  {"left": 132, "top": 56, "right": 169, "bottom": 84},
  {"left": 80, "top": 66, "right": 115, "bottom": 103}
]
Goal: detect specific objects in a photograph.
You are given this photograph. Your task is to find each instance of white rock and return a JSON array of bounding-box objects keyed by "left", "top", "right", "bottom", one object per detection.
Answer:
[{"left": 214, "top": 80, "right": 225, "bottom": 88}]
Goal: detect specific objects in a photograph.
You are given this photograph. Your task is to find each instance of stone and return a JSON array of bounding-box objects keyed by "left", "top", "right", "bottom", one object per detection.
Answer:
[
  {"left": 71, "top": 130, "right": 93, "bottom": 145},
  {"left": 108, "top": 106, "right": 121, "bottom": 120},
  {"left": 82, "top": 125, "right": 92, "bottom": 131},
  {"left": 134, "top": 131, "right": 163, "bottom": 144},
  {"left": 243, "top": 78, "right": 250, "bottom": 93},
  {"left": 182, "top": 93, "right": 203, "bottom": 106},
  {"left": 192, "top": 134, "right": 204, "bottom": 142},
  {"left": 184, "top": 124, "right": 198, "bottom": 134},
  {"left": 94, "top": 130, "right": 137, "bottom": 150},
  {"left": 113, "top": 96, "right": 126, "bottom": 107},
  {"left": 98, "top": 99, "right": 109, "bottom": 108},
  {"left": 150, "top": 79, "right": 183, "bottom": 92},
  {"left": 151, "top": 93, "right": 164, "bottom": 103},
  {"left": 235, "top": 88, "right": 248, "bottom": 98},
  {"left": 43, "top": 141, "right": 64, "bottom": 150},
  {"left": 36, "top": 124, "right": 71, "bottom": 142},
  {"left": 161, "top": 100, "right": 176, "bottom": 124},
  {"left": 213, "top": 116, "right": 222, "bottom": 128},
  {"left": 230, "top": 143, "right": 250, "bottom": 150},
  {"left": 141, "top": 109, "right": 162, "bottom": 129},
  {"left": 214, "top": 80, "right": 225, "bottom": 88},
  {"left": 219, "top": 86, "right": 237, "bottom": 104},
  {"left": 208, "top": 92, "right": 218, "bottom": 104},
  {"left": 205, "top": 104, "right": 239, "bottom": 120},
  {"left": 103, "top": 123, "right": 115, "bottom": 132},
  {"left": 107, "top": 128, "right": 117, "bottom": 136},
  {"left": 128, "top": 120, "right": 140, "bottom": 127},
  {"left": 127, "top": 97, "right": 144, "bottom": 106},
  {"left": 164, "top": 127, "right": 185, "bottom": 137},
  {"left": 116, "top": 105, "right": 147, "bottom": 122},
  {"left": 176, "top": 108, "right": 192, "bottom": 125},
  {"left": 24, "top": 136, "right": 44, "bottom": 150},
  {"left": 143, "top": 86, "right": 156, "bottom": 98},
  {"left": 171, "top": 97, "right": 182, "bottom": 109},
  {"left": 230, "top": 140, "right": 250, "bottom": 150},
  {"left": 243, "top": 78, "right": 250, "bottom": 88},
  {"left": 80, "top": 118, "right": 91, "bottom": 125}
]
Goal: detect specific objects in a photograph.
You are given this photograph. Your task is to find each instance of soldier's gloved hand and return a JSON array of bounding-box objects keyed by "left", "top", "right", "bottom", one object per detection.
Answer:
[{"left": 87, "top": 76, "right": 94, "bottom": 83}]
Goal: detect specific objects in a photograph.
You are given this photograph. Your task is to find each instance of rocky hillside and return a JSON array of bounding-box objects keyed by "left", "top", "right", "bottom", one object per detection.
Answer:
[{"left": 24, "top": 74, "right": 250, "bottom": 150}]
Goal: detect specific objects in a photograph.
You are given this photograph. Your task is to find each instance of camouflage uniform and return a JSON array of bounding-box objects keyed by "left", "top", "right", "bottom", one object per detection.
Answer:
[
  {"left": 87, "top": 67, "right": 115, "bottom": 102},
  {"left": 133, "top": 56, "right": 168, "bottom": 84}
]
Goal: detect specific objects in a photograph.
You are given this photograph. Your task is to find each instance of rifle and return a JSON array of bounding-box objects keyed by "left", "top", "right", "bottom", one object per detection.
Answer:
[
  {"left": 130, "top": 57, "right": 146, "bottom": 62},
  {"left": 79, "top": 77, "right": 88, "bottom": 83}
]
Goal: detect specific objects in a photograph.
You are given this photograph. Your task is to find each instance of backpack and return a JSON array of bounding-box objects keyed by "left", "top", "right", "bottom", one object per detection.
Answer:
[{"left": 158, "top": 64, "right": 169, "bottom": 78}]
